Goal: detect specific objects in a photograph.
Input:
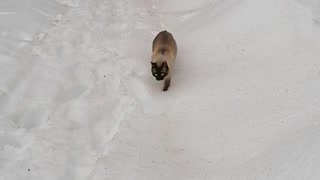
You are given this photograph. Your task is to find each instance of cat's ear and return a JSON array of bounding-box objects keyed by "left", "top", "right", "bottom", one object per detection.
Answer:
[
  {"left": 162, "top": 61, "right": 168, "bottom": 68},
  {"left": 151, "top": 62, "right": 156, "bottom": 67}
]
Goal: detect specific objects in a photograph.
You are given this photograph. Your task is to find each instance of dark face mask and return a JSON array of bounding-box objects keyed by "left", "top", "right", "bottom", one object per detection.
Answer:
[{"left": 151, "top": 61, "right": 169, "bottom": 81}]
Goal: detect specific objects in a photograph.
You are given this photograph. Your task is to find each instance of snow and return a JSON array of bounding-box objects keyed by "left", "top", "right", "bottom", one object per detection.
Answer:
[{"left": 1, "top": 0, "right": 320, "bottom": 179}]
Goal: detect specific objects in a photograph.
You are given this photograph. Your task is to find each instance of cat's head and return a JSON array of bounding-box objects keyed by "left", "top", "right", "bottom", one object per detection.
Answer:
[{"left": 151, "top": 61, "right": 169, "bottom": 81}]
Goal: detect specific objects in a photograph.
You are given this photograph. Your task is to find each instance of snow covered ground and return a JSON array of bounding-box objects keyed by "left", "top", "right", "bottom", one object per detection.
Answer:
[{"left": 1, "top": 0, "right": 320, "bottom": 179}]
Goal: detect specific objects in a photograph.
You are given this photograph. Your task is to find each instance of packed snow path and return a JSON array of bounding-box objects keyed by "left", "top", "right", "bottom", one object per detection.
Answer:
[{"left": 0, "top": 0, "right": 320, "bottom": 179}]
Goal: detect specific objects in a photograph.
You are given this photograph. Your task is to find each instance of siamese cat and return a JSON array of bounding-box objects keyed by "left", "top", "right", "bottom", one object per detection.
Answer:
[{"left": 151, "top": 30, "right": 177, "bottom": 91}]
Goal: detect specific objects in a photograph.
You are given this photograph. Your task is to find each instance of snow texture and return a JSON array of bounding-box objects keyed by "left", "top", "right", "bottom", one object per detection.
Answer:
[{"left": 0, "top": 0, "right": 320, "bottom": 179}]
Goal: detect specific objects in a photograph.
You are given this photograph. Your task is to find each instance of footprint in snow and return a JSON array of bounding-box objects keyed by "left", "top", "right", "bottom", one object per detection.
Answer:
[
  {"left": 18, "top": 106, "right": 49, "bottom": 129},
  {"left": 130, "top": 79, "right": 163, "bottom": 114},
  {"left": 59, "top": 83, "right": 88, "bottom": 103}
]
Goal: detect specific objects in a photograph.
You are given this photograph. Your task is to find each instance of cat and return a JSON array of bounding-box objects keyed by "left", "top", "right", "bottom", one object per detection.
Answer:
[{"left": 151, "top": 30, "right": 177, "bottom": 91}]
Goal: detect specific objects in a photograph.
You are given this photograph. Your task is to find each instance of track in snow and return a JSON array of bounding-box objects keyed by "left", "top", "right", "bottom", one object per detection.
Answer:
[{"left": 1, "top": 0, "right": 320, "bottom": 179}]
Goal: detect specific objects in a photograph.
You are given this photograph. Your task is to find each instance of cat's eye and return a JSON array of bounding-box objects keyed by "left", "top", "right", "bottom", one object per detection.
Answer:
[
  {"left": 154, "top": 74, "right": 158, "bottom": 77},
  {"left": 161, "top": 73, "right": 165, "bottom": 76}
]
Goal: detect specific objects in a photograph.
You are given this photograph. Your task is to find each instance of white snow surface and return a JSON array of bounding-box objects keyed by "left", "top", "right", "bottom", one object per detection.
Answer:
[{"left": 1, "top": 0, "right": 320, "bottom": 179}]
